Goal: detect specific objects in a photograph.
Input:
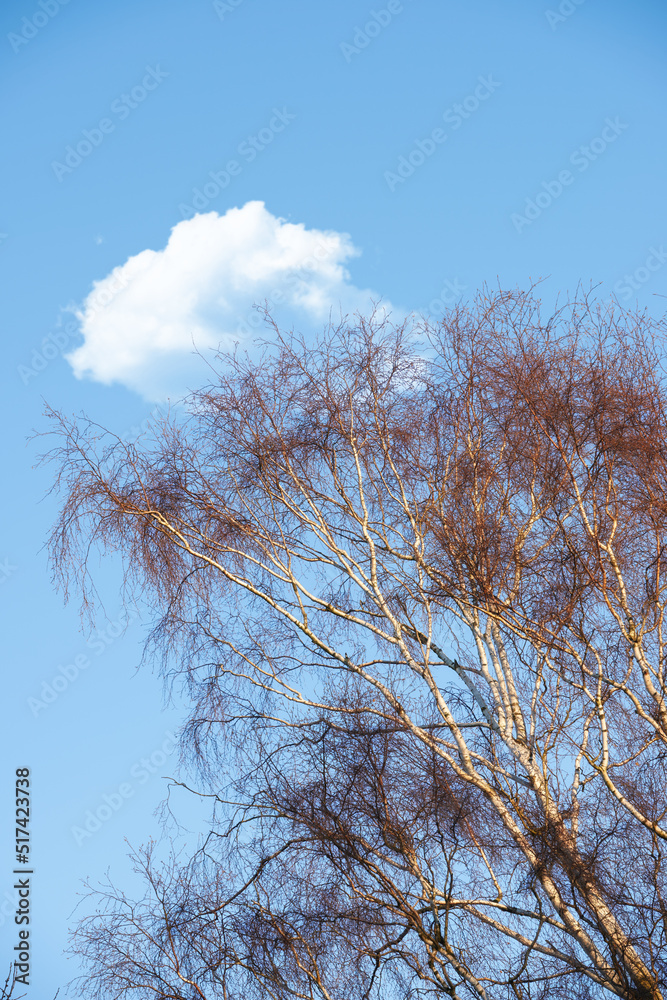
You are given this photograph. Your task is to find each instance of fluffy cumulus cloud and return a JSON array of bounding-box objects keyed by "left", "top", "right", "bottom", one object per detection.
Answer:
[{"left": 66, "top": 201, "right": 391, "bottom": 400}]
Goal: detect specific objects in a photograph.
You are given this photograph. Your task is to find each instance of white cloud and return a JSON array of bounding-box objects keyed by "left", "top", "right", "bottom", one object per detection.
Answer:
[{"left": 66, "top": 201, "right": 392, "bottom": 400}]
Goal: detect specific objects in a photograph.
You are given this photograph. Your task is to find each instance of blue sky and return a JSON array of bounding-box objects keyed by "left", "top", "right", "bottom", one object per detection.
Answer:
[{"left": 1, "top": 0, "right": 666, "bottom": 994}]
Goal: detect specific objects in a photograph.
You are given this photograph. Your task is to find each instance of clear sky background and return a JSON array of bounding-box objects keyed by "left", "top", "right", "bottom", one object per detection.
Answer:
[{"left": 1, "top": 0, "right": 666, "bottom": 995}]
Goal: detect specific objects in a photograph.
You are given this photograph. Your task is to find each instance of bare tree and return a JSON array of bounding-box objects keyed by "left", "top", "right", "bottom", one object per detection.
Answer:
[
  {"left": 0, "top": 965, "right": 59, "bottom": 1000},
  {"left": 48, "top": 290, "right": 667, "bottom": 999},
  {"left": 0, "top": 968, "right": 24, "bottom": 1000}
]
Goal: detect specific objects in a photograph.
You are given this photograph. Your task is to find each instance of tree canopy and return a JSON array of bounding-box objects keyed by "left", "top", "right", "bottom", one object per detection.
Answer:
[{"left": 49, "top": 289, "right": 667, "bottom": 999}]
